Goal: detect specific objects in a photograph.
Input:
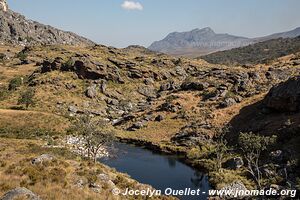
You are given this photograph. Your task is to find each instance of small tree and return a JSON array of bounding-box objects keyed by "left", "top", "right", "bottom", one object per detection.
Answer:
[
  {"left": 238, "top": 132, "right": 276, "bottom": 188},
  {"left": 18, "top": 88, "right": 35, "bottom": 109},
  {"left": 214, "top": 126, "right": 229, "bottom": 172},
  {"left": 74, "top": 115, "right": 115, "bottom": 163}
]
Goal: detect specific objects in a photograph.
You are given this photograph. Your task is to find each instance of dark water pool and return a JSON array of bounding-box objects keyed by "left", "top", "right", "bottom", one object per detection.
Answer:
[{"left": 100, "top": 143, "right": 210, "bottom": 200}]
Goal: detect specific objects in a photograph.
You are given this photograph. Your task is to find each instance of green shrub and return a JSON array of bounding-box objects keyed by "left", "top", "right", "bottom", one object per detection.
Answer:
[
  {"left": 0, "top": 86, "right": 9, "bottom": 100},
  {"left": 18, "top": 88, "right": 35, "bottom": 109},
  {"left": 16, "top": 51, "right": 28, "bottom": 61},
  {"left": 8, "top": 77, "right": 23, "bottom": 91}
]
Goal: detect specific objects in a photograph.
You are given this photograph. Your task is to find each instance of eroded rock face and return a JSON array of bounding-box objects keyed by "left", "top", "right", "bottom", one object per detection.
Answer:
[{"left": 264, "top": 76, "right": 300, "bottom": 112}]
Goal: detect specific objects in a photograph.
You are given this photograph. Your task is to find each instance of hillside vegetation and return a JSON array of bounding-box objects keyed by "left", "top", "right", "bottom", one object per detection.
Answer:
[
  {"left": 201, "top": 36, "right": 300, "bottom": 66},
  {"left": 0, "top": 42, "right": 300, "bottom": 198}
]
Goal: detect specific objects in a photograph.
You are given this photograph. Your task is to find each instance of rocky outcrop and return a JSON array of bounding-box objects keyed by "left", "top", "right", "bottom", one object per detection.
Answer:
[
  {"left": 264, "top": 76, "right": 300, "bottom": 112},
  {"left": 40, "top": 57, "right": 124, "bottom": 82},
  {"left": 0, "top": 0, "right": 8, "bottom": 12},
  {"left": 0, "top": 2, "right": 94, "bottom": 46},
  {"left": 0, "top": 187, "right": 40, "bottom": 200}
]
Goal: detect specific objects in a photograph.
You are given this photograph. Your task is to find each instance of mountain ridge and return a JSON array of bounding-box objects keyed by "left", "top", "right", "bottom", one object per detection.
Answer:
[
  {"left": 148, "top": 26, "right": 300, "bottom": 57},
  {"left": 0, "top": 0, "right": 94, "bottom": 46}
]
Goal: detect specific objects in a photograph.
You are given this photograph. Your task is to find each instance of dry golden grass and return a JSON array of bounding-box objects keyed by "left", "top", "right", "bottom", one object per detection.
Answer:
[
  {"left": 0, "top": 138, "right": 174, "bottom": 200},
  {"left": 117, "top": 118, "right": 185, "bottom": 143},
  {"left": 0, "top": 109, "right": 69, "bottom": 133},
  {"left": 0, "top": 64, "right": 37, "bottom": 84}
]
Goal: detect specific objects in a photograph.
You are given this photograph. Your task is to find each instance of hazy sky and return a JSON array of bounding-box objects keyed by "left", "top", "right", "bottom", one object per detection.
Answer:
[{"left": 7, "top": 0, "right": 300, "bottom": 48}]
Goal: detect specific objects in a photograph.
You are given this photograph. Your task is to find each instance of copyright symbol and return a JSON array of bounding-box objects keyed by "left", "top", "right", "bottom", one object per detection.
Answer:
[{"left": 112, "top": 188, "right": 120, "bottom": 195}]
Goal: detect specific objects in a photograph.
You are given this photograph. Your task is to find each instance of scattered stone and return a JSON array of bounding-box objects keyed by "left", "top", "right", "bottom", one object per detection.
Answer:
[
  {"left": 181, "top": 81, "right": 205, "bottom": 91},
  {"left": 68, "top": 105, "right": 78, "bottom": 113},
  {"left": 106, "top": 98, "right": 119, "bottom": 106},
  {"left": 97, "top": 173, "right": 110, "bottom": 182},
  {"left": 31, "top": 154, "right": 55, "bottom": 165},
  {"left": 128, "top": 120, "right": 147, "bottom": 131},
  {"left": 89, "top": 183, "right": 101, "bottom": 193},
  {"left": 159, "top": 102, "right": 180, "bottom": 112},
  {"left": 85, "top": 84, "right": 97, "bottom": 98},
  {"left": 137, "top": 86, "right": 156, "bottom": 98},
  {"left": 99, "top": 80, "right": 107, "bottom": 93},
  {"left": 144, "top": 78, "right": 155, "bottom": 85},
  {"left": 159, "top": 81, "right": 177, "bottom": 91},
  {"left": 219, "top": 98, "right": 237, "bottom": 108},
  {"left": 65, "top": 83, "right": 76, "bottom": 90},
  {"left": 76, "top": 179, "right": 86, "bottom": 188},
  {"left": 155, "top": 115, "right": 164, "bottom": 122},
  {"left": 111, "top": 114, "right": 135, "bottom": 126}
]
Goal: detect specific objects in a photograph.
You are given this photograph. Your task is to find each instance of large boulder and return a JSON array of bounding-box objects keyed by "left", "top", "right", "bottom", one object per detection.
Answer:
[
  {"left": 0, "top": 187, "right": 40, "bottom": 200},
  {"left": 181, "top": 81, "right": 205, "bottom": 91},
  {"left": 264, "top": 76, "right": 300, "bottom": 112}
]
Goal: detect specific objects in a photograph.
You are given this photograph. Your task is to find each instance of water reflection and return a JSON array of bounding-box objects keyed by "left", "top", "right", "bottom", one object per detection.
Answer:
[
  {"left": 166, "top": 157, "right": 177, "bottom": 168},
  {"left": 191, "top": 171, "right": 205, "bottom": 188},
  {"left": 100, "top": 142, "right": 210, "bottom": 200}
]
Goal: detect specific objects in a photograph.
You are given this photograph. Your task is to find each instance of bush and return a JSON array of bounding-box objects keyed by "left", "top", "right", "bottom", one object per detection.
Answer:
[
  {"left": 18, "top": 88, "right": 35, "bottom": 109},
  {"left": 16, "top": 51, "right": 28, "bottom": 61},
  {"left": 8, "top": 77, "right": 23, "bottom": 91},
  {"left": 0, "top": 86, "right": 9, "bottom": 100}
]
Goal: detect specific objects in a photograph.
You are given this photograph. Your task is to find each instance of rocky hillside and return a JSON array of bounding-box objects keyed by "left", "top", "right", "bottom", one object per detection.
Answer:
[
  {"left": 148, "top": 27, "right": 300, "bottom": 58},
  {"left": 201, "top": 36, "right": 300, "bottom": 66},
  {"left": 0, "top": 0, "right": 94, "bottom": 46},
  {"left": 0, "top": 42, "right": 300, "bottom": 196}
]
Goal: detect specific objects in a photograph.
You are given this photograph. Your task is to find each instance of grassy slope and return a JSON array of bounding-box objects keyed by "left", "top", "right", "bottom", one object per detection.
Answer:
[{"left": 200, "top": 36, "right": 300, "bottom": 65}]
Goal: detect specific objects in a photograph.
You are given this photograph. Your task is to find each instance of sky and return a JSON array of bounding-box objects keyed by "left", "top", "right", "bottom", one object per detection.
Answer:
[{"left": 7, "top": 0, "right": 300, "bottom": 48}]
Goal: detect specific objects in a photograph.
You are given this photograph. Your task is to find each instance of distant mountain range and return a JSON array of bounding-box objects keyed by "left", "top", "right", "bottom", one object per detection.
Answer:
[
  {"left": 148, "top": 27, "right": 300, "bottom": 57},
  {"left": 0, "top": 0, "right": 94, "bottom": 46}
]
